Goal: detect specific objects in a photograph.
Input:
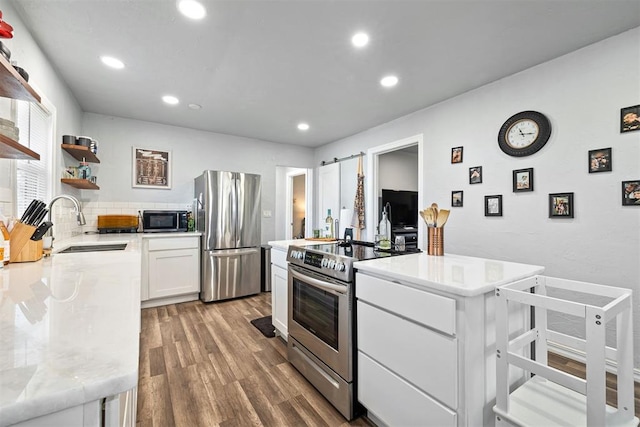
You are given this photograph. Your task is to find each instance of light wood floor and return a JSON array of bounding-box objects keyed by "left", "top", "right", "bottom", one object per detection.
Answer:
[
  {"left": 136, "top": 292, "right": 370, "bottom": 426},
  {"left": 137, "top": 293, "right": 640, "bottom": 426}
]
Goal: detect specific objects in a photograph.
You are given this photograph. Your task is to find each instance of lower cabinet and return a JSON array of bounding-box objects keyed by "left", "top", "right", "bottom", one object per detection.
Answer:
[
  {"left": 356, "top": 271, "right": 508, "bottom": 427},
  {"left": 141, "top": 236, "right": 200, "bottom": 308},
  {"left": 270, "top": 247, "right": 288, "bottom": 339}
]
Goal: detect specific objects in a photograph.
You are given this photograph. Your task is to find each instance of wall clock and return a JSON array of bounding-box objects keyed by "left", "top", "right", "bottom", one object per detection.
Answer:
[{"left": 498, "top": 111, "right": 551, "bottom": 157}]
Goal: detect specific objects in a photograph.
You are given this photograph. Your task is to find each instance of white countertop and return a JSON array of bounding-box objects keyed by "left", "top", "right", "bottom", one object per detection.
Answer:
[
  {"left": 267, "top": 239, "right": 336, "bottom": 251},
  {"left": 354, "top": 253, "right": 544, "bottom": 297},
  {"left": 0, "top": 233, "right": 144, "bottom": 426}
]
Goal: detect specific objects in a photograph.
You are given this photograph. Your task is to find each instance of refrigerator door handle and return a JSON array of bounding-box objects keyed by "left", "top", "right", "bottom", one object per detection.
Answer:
[{"left": 209, "top": 248, "right": 259, "bottom": 257}]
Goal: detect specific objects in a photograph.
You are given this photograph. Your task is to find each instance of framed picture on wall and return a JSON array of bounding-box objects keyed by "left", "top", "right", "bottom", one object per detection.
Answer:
[
  {"left": 451, "top": 190, "right": 463, "bottom": 207},
  {"left": 469, "top": 166, "right": 482, "bottom": 184},
  {"left": 588, "top": 148, "right": 612, "bottom": 173},
  {"left": 132, "top": 147, "right": 172, "bottom": 189},
  {"left": 622, "top": 180, "right": 640, "bottom": 206},
  {"left": 484, "top": 195, "right": 502, "bottom": 216},
  {"left": 549, "top": 192, "right": 574, "bottom": 218},
  {"left": 620, "top": 105, "right": 640, "bottom": 133},
  {"left": 513, "top": 168, "right": 534, "bottom": 192},
  {"left": 451, "top": 146, "right": 463, "bottom": 163}
]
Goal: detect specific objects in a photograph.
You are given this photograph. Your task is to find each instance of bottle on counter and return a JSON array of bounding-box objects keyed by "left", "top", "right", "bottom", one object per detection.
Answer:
[
  {"left": 324, "top": 209, "right": 333, "bottom": 238},
  {"left": 378, "top": 204, "right": 391, "bottom": 249},
  {"left": 187, "top": 211, "right": 195, "bottom": 232}
]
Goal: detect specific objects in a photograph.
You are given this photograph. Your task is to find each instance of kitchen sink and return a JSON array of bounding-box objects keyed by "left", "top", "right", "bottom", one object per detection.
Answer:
[{"left": 58, "top": 243, "right": 128, "bottom": 253}]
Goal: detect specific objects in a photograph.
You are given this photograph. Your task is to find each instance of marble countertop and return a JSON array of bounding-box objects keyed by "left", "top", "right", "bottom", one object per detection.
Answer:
[
  {"left": 354, "top": 253, "right": 544, "bottom": 297},
  {"left": 0, "top": 233, "right": 143, "bottom": 426}
]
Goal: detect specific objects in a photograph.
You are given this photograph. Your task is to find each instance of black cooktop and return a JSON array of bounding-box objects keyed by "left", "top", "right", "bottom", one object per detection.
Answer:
[{"left": 304, "top": 242, "right": 419, "bottom": 261}]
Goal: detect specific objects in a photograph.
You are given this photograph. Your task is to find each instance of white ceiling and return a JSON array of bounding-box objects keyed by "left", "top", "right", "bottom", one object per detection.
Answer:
[{"left": 11, "top": 0, "right": 640, "bottom": 148}]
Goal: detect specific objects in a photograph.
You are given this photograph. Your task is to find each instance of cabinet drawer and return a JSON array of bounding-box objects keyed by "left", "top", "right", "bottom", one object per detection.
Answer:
[
  {"left": 357, "top": 301, "right": 458, "bottom": 408},
  {"left": 356, "top": 273, "right": 456, "bottom": 335},
  {"left": 148, "top": 237, "right": 199, "bottom": 251},
  {"left": 271, "top": 248, "right": 288, "bottom": 269},
  {"left": 358, "top": 351, "right": 457, "bottom": 427}
]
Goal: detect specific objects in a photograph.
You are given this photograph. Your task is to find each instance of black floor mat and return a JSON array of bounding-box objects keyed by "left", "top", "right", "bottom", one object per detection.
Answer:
[{"left": 250, "top": 315, "right": 275, "bottom": 338}]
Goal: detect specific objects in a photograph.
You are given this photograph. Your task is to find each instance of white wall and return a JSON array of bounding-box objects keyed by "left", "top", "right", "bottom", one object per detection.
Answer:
[
  {"left": 379, "top": 150, "right": 418, "bottom": 192},
  {"left": 315, "top": 28, "right": 640, "bottom": 368},
  {"left": 81, "top": 113, "right": 315, "bottom": 243},
  {"left": 0, "top": 1, "right": 83, "bottom": 212}
]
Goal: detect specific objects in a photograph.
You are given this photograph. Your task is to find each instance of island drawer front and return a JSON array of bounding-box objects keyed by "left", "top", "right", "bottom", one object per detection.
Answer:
[
  {"left": 355, "top": 273, "right": 456, "bottom": 335},
  {"left": 271, "top": 248, "right": 288, "bottom": 269},
  {"left": 357, "top": 301, "right": 458, "bottom": 409},
  {"left": 358, "top": 351, "right": 457, "bottom": 427},
  {"left": 148, "top": 237, "right": 199, "bottom": 251}
]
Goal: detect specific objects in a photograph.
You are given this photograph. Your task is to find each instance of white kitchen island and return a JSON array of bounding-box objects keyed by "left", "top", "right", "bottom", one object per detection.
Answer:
[
  {"left": 353, "top": 252, "right": 544, "bottom": 427},
  {"left": 0, "top": 233, "right": 142, "bottom": 427}
]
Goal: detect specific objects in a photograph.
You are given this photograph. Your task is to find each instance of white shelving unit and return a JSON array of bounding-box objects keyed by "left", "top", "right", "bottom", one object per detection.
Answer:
[{"left": 494, "top": 275, "right": 637, "bottom": 427}]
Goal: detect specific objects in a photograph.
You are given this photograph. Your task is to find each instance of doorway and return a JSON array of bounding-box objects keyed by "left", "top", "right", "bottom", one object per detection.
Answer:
[
  {"left": 280, "top": 167, "right": 313, "bottom": 240},
  {"left": 366, "top": 134, "right": 424, "bottom": 248}
]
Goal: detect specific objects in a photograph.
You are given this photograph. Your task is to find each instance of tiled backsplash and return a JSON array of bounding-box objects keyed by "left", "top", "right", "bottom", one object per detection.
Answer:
[{"left": 51, "top": 200, "right": 193, "bottom": 241}]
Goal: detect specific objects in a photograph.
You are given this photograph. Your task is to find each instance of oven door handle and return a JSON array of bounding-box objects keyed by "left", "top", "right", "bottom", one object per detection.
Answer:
[{"left": 290, "top": 268, "right": 347, "bottom": 295}]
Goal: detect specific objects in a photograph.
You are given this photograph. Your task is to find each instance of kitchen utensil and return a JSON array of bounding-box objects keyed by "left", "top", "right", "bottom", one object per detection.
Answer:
[
  {"left": 62, "top": 135, "right": 76, "bottom": 145},
  {"left": 26, "top": 201, "right": 46, "bottom": 225},
  {"left": 424, "top": 207, "right": 436, "bottom": 227},
  {"left": 0, "top": 41, "right": 10, "bottom": 60},
  {"left": 76, "top": 136, "right": 92, "bottom": 147},
  {"left": 13, "top": 66, "right": 28, "bottom": 82},
  {"left": 32, "top": 208, "right": 48, "bottom": 227},
  {"left": 436, "top": 209, "right": 450, "bottom": 228},
  {"left": 430, "top": 203, "right": 439, "bottom": 218},
  {"left": 30, "top": 221, "right": 53, "bottom": 241},
  {"left": 20, "top": 200, "right": 39, "bottom": 223}
]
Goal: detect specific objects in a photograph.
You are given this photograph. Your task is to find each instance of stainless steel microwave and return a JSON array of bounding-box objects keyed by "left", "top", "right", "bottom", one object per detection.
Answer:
[{"left": 142, "top": 210, "right": 188, "bottom": 232}]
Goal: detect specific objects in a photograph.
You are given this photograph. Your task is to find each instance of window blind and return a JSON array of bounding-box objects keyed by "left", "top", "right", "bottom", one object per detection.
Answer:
[{"left": 15, "top": 100, "right": 52, "bottom": 218}]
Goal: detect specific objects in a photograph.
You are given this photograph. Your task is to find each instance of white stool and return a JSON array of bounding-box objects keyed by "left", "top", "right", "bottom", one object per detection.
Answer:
[{"left": 493, "top": 275, "right": 638, "bottom": 427}]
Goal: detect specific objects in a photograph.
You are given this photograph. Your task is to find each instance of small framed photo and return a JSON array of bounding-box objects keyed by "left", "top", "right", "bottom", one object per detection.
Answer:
[
  {"left": 620, "top": 105, "right": 640, "bottom": 133},
  {"left": 484, "top": 195, "right": 502, "bottom": 216},
  {"left": 451, "top": 190, "right": 463, "bottom": 207},
  {"left": 469, "top": 166, "right": 482, "bottom": 184},
  {"left": 588, "top": 148, "right": 612, "bottom": 173},
  {"left": 513, "top": 168, "right": 534, "bottom": 192},
  {"left": 622, "top": 180, "right": 640, "bottom": 206},
  {"left": 132, "top": 147, "right": 172, "bottom": 189},
  {"left": 451, "top": 146, "right": 463, "bottom": 163},
  {"left": 549, "top": 193, "right": 574, "bottom": 218}
]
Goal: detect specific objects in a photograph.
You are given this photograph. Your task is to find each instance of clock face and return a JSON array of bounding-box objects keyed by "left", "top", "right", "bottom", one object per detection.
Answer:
[
  {"left": 498, "top": 111, "right": 551, "bottom": 157},
  {"left": 506, "top": 120, "right": 539, "bottom": 148}
]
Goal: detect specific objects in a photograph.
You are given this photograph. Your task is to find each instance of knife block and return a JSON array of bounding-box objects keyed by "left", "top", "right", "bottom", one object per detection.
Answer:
[{"left": 10, "top": 222, "right": 43, "bottom": 263}]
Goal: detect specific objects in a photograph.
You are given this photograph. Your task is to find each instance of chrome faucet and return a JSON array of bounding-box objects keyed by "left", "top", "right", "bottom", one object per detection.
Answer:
[{"left": 46, "top": 194, "right": 86, "bottom": 243}]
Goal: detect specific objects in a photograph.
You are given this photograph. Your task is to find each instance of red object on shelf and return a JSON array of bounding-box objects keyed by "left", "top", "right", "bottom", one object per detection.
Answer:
[{"left": 0, "top": 10, "right": 14, "bottom": 39}]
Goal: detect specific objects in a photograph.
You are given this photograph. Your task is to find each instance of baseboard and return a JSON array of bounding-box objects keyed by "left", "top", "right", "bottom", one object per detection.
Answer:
[
  {"left": 548, "top": 341, "right": 640, "bottom": 383},
  {"left": 141, "top": 293, "right": 199, "bottom": 308}
]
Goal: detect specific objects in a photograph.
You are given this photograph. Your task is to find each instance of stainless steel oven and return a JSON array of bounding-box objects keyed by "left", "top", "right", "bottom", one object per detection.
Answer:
[{"left": 287, "top": 263, "right": 354, "bottom": 419}]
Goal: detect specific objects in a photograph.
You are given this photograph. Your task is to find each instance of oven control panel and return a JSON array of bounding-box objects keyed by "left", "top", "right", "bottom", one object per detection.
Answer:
[{"left": 288, "top": 249, "right": 347, "bottom": 273}]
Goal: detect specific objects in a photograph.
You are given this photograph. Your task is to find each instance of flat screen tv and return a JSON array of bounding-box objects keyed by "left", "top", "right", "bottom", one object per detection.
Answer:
[{"left": 381, "top": 189, "right": 418, "bottom": 228}]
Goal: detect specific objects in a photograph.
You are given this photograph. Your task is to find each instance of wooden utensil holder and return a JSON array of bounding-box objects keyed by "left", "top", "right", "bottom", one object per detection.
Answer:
[{"left": 10, "top": 222, "right": 43, "bottom": 263}]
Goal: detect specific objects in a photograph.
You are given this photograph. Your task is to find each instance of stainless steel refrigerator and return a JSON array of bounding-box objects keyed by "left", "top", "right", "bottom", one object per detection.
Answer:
[{"left": 194, "top": 170, "right": 262, "bottom": 302}]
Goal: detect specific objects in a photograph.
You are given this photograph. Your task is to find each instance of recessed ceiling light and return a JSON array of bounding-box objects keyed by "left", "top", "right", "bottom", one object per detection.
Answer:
[
  {"left": 177, "top": 0, "right": 206, "bottom": 19},
  {"left": 162, "top": 95, "right": 180, "bottom": 105},
  {"left": 297, "top": 123, "right": 310, "bottom": 131},
  {"left": 188, "top": 103, "right": 202, "bottom": 110},
  {"left": 380, "top": 75, "right": 399, "bottom": 88},
  {"left": 100, "top": 56, "right": 124, "bottom": 69},
  {"left": 351, "top": 32, "right": 369, "bottom": 48}
]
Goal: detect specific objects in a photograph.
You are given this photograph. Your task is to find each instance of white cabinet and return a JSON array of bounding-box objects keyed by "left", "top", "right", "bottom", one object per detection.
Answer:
[
  {"left": 141, "top": 235, "right": 200, "bottom": 308},
  {"left": 270, "top": 247, "right": 288, "bottom": 340},
  {"left": 355, "top": 271, "right": 528, "bottom": 427}
]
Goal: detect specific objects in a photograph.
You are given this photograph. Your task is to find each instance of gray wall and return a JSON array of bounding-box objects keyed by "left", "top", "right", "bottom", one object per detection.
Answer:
[
  {"left": 379, "top": 150, "right": 418, "bottom": 192},
  {"left": 315, "top": 27, "right": 640, "bottom": 368},
  {"left": 81, "top": 113, "right": 315, "bottom": 243}
]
